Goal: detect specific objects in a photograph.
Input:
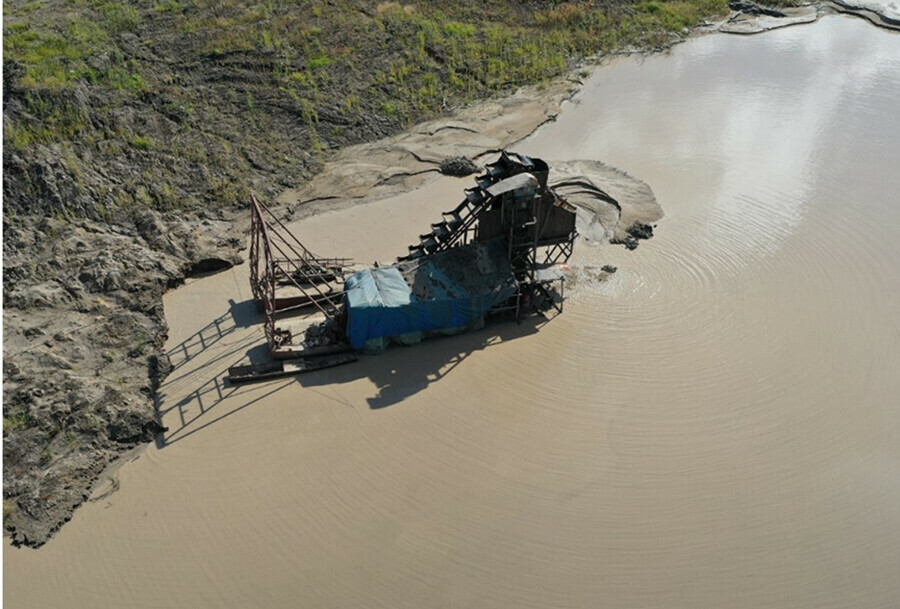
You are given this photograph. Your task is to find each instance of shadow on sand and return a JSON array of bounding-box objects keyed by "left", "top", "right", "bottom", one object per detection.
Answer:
[
  {"left": 154, "top": 298, "right": 267, "bottom": 448},
  {"left": 164, "top": 298, "right": 261, "bottom": 376},
  {"left": 155, "top": 297, "right": 551, "bottom": 447}
]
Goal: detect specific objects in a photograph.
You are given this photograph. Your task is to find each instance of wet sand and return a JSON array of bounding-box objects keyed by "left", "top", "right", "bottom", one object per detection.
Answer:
[{"left": 6, "top": 15, "right": 900, "bottom": 609}]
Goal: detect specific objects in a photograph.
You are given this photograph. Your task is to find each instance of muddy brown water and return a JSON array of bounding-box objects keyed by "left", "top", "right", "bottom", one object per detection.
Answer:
[{"left": 5, "top": 16, "right": 900, "bottom": 609}]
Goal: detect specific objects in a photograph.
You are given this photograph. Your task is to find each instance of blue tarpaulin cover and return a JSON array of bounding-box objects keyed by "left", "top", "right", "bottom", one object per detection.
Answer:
[
  {"left": 344, "top": 240, "right": 515, "bottom": 350},
  {"left": 344, "top": 267, "right": 414, "bottom": 349}
]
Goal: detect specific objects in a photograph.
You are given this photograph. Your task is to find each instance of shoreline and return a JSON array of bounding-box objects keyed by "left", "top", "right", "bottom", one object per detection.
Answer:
[
  {"left": 719, "top": 1, "right": 900, "bottom": 34},
  {"left": 826, "top": 0, "right": 900, "bottom": 28}
]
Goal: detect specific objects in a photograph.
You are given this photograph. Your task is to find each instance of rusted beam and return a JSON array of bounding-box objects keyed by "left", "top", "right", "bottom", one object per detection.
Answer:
[{"left": 248, "top": 193, "right": 352, "bottom": 354}]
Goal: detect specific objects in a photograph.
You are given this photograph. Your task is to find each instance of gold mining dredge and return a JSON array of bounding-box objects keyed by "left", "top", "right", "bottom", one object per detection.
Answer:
[{"left": 227, "top": 151, "right": 577, "bottom": 383}]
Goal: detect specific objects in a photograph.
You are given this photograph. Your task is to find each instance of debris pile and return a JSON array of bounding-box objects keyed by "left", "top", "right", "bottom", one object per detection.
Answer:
[
  {"left": 302, "top": 318, "right": 347, "bottom": 350},
  {"left": 440, "top": 156, "right": 481, "bottom": 176},
  {"left": 613, "top": 222, "right": 655, "bottom": 250}
]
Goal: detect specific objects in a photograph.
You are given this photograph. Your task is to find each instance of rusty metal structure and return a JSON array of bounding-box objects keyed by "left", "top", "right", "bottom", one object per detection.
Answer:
[
  {"left": 231, "top": 152, "right": 576, "bottom": 383},
  {"left": 249, "top": 194, "right": 351, "bottom": 355}
]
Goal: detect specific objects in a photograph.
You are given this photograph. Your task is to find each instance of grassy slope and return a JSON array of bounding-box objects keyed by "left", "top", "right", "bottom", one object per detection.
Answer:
[{"left": 3, "top": 0, "right": 728, "bottom": 220}]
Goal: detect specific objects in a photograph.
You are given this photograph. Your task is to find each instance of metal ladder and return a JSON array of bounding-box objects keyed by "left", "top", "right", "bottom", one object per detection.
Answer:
[{"left": 397, "top": 155, "right": 531, "bottom": 261}]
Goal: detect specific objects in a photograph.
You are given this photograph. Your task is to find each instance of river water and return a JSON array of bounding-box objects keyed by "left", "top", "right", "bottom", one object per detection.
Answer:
[{"left": 5, "top": 15, "right": 899, "bottom": 609}]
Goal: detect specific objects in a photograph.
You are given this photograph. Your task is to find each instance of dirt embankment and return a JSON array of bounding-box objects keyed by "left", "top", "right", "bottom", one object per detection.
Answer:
[
  {"left": 3, "top": 210, "right": 243, "bottom": 546},
  {"left": 718, "top": 0, "right": 900, "bottom": 33},
  {"left": 825, "top": 0, "right": 900, "bottom": 29}
]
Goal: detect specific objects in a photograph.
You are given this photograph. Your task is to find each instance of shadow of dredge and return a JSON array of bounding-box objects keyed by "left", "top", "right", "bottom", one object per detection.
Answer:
[
  {"left": 164, "top": 298, "right": 261, "bottom": 378},
  {"left": 155, "top": 304, "right": 549, "bottom": 446},
  {"left": 302, "top": 314, "right": 546, "bottom": 410}
]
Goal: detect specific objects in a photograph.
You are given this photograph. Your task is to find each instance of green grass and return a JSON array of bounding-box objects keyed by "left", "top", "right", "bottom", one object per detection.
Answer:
[
  {"left": 3, "top": 5, "right": 151, "bottom": 93},
  {"left": 5, "top": 0, "right": 728, "bottom": 95},
  {"left": 3, "top": 412, "right": 29, "bottom": 435},
  {"left": 362, "top": 0, "right": 727, "bottom": 120},
  {"left": 3, "top": 500, "right": 15, "bottom": 523},
  {"left": 129, "top": 135, "right": 153, "bottom": 150},
  {"left": 307, "top": 55, "right": 334, "bottom": 70},
  {"left": 101, "top": 3, "right": 142, "bottom": 34},
  {"left": 3, "top": 0, "right": 730, "bottom": 213}
]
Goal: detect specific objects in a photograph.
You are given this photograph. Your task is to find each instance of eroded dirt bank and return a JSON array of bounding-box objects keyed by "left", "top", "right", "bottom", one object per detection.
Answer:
[
  {"left": 2, "top": 212, "right": 244, "bottom": 546},
  {"left": 719, "top": 1, "right": 900, "bottom": 34}
]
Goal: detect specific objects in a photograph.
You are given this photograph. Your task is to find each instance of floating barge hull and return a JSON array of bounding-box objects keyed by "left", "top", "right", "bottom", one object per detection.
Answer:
[{"left": 227, "top": 351, "right": 358, "bottom": 384}]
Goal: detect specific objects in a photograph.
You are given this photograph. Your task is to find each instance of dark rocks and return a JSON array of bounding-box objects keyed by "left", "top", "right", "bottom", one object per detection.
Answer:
[
  {"left": 303, "top": 318, "right": 346, "bottom": 349},
  {"left": 133, "top": 210, "right": 176, "bottom": 254},
  {"left": 23, "top": 327, "right": 45, "bottom": 338},
  {"left": 148, "top": 353, "right": 173, "bottom": 394},
  {"left": 627, "top": 222, "right": 654, "bottom": 240},
  {"left": 440, "top": 156, "right": 480, "bottom": 176},
  {"left": 106, "top": 406, "right": 155, "bottom": 444},
  {"left": 3, "top": 58, "right": 24, "bottom": 99},
  {"left": 729, "top": 0, "right": 786, "bottom": 17},
  {"left": 612, "top": 222, "right": 655, "bottom": 250},
  {"left": 5, "top": 281, "right": 73, "bottom": 309}
]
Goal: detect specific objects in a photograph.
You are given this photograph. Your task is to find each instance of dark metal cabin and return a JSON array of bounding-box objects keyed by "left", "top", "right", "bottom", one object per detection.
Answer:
[{"left": 399, "top": 150, "right": 577, "bottom": 319}]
